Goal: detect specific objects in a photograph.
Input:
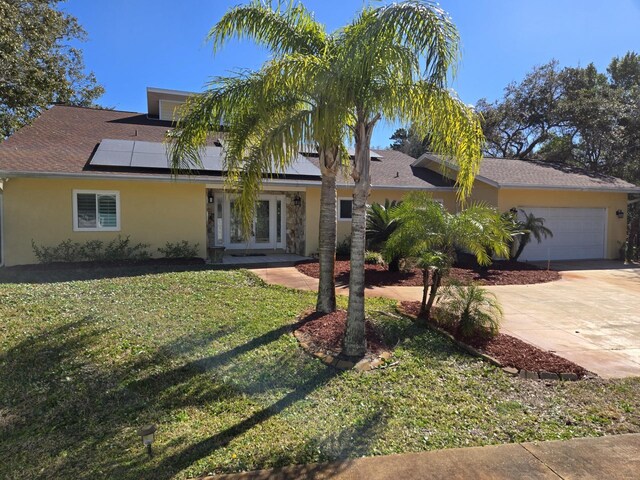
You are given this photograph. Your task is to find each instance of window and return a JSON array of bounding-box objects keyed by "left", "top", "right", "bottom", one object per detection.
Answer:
[
  {"left": 338, "top": 198, "right": 353, "bottom": 221},
  {"left": 73, "top": 190, "right": 120, "bottom": 231}
]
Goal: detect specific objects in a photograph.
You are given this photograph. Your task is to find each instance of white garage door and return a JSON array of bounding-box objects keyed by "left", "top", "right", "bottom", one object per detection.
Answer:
[{"left": 518, "top": 207, "right": 606, "bottom": 261}]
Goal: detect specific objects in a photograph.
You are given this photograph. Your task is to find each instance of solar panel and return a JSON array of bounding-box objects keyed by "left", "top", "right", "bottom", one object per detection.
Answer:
[{"left": 90, "top": 139, "right": 322, "bottom": 176}]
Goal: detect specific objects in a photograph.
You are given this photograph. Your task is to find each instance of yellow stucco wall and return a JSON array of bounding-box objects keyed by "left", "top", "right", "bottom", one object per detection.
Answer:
[
  {"left": 2, "top": 178, "right": 207, "bottom": 266},
  {"left": 497, "top": 189, "right": 628, "bottom": 259}
]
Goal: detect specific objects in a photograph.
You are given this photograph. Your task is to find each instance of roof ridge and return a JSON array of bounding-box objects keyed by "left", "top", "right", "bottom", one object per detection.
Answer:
[{"left": 50, "top": 104, "right": 145, "bottom": 115}]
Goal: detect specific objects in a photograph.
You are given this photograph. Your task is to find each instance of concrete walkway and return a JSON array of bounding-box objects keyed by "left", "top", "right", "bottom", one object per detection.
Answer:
[
  {"left": 249, "top": 263, "right": 640, "bottom": 378},
  {"left": 205, "top": 433, "right": 640, "bottom": 479}
]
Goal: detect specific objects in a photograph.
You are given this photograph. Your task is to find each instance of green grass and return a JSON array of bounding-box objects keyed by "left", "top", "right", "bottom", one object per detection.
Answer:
[{"left": 0, "top": 266, "right": 639, "bottom": 479}]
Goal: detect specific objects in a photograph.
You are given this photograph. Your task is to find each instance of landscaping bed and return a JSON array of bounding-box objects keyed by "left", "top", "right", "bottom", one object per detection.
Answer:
[
  {"left": 399, "top": 301, "right": 590, "bottom": 378},
  {"left": 296, "top": 258, "right": 560, "bottom": 287}
]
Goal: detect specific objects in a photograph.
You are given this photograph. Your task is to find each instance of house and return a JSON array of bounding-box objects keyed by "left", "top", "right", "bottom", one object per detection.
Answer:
[{"left": 0, "top": 87, "right": 638, "bottom": 267}]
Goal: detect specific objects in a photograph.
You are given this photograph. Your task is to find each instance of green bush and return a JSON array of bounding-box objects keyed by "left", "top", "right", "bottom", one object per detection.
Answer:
[
  {"left": 158, "top": 241, "right": 200, "bottom": 258},
  {"left": 336, "top": 238, "right": 351, "bottom": 259},
  {"left": 32, "top": 236, "right": 150, "bottom": 263},
  {"left": 364, "top": 250, "right": 384, "bottom": 265},
  {"left": 439, "top": 283, "right": 503, "bottom": 339}
]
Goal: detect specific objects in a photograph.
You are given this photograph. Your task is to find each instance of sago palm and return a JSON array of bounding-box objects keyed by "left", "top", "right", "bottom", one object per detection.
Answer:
[
  {"left": 167, "top": 1, "right": 347, "bottom": 313},
  {"left": 366, "top": 200, "right": 402, "bottom": 271}
]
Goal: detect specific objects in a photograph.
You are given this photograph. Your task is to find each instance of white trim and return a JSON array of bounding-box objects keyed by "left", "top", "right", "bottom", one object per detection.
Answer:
[
  {"left": 338, "top": 197, "right": 352, "bottom": 221},
  {"left": 72, "top": 189, "right": 121, "bottom": 232},
  {"left": 146, "top": 86, "right": 195, "bottom": 96}
]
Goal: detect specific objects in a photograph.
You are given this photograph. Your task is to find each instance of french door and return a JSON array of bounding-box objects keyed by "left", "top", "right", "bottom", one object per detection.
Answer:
[{"left": 222, "top": 194, "right": 285, "bottom": 249}]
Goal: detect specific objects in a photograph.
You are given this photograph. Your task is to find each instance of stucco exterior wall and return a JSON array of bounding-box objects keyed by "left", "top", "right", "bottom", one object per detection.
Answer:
[
  {"left": 467, "top": 182, "right": 499, "bottom": 209},
  {"left": 497, "top": 189, "right": 628, "bottom": 259},
  {"left": 2, "top": 177, "right": 207, "bottom": 266}
]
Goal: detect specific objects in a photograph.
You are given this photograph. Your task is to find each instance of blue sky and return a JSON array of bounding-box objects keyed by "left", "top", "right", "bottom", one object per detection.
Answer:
[{"left": 64, "top": 0, "right": 640, "bottom": 147}]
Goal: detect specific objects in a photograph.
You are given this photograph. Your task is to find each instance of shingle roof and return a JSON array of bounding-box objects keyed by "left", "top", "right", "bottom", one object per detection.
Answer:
[
  {"left": 0, "top": 105, "right": 452, "bottom": 190},
  {"left": 478, "top": 157, "right": 639, "bottom": 192},
  {"left": 420, "top": 154, "right": 640, "bottom": 193}
]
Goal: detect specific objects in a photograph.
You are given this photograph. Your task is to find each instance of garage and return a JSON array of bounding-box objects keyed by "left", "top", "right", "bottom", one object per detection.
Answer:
[{"left": 518, "top": 207, "right": 606, "bottom": 261}]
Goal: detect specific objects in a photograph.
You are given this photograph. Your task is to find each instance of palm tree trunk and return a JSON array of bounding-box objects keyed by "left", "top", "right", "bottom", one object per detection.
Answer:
[
  {"left": 343, "top": 118, "right": 376, "bottom": 357},
  {"left": 424, "top": 268, "right": 441, "bottom": 318},
  {"left": 513, "top": 236, "right": 527, "bottom": 261},
  {"left": 418, "top": 268, "right": 430, "bottom": 325},
  {"left": 316, "top": 149, "right": 338, "bottom": 313}
]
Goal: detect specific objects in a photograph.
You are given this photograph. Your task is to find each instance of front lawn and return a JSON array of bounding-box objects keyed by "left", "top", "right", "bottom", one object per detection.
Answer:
[{"left": 0, "top": 267, "right": 638, "bottom": 479}]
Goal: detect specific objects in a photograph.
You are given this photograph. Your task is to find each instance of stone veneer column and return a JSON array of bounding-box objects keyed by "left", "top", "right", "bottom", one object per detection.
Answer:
[{"left": 286, "top": 192, "right": 306, "bottom": 255}]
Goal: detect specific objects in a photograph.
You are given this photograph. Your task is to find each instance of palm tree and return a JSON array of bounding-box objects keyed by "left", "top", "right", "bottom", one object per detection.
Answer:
[
  {"left": 337, "top": 3, "right": 485, "bottom": 356},
  {"left": 512, "top": 210, "right": 554, "bottom": 261},
  {"left": 167, "top": 1, "right": 346, "bottom": 313},
  {"left": 384, "top": 192, "right": 512, "bottom": 320},
  {"left": 366, "top": 200, "right": 402, "bottom": 271}
]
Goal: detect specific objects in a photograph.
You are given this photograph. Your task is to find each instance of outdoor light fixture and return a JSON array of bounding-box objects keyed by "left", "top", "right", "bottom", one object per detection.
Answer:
[
  {"left": 293, "top": 193, "right": 302, "bottom": 208},
  {"left": 208, "top": 192, "right": 214, "bottom": 203},
  {"left": 137, "top": 424, "right": 157, "bottom": 457},
  {"left": 509, "top": 207, "right": 518, "bottom": 215},
  {"left": 616, "top": 209, "right": 624, "bottom": 219}
]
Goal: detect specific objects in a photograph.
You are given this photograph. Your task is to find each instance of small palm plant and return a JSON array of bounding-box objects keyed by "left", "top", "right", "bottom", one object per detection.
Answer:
[
  {"left": 385, "top": 192, "right": 512, "bottom": 320},
  {"left": 512, "top": 210, "right": 554, "bottom": 261},
  {"left": 439, "top": 283, "right": 503, "bottom": 339},
  {"left": 366, "top": 200, "right": 401, "bottom": 271}
]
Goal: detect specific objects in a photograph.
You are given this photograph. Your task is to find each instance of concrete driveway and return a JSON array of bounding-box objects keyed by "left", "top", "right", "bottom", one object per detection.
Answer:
[{"left": 488, "top": 261, "right": 640, "bottom": 378}]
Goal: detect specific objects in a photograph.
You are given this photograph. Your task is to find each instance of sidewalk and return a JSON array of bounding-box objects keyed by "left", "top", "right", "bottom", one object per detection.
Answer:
[
  {"left": 250, "top": 266, "right": 423, "bottom": 302},
  {"left": 204, "top": 433, "right": 640, "bottom": 479}
]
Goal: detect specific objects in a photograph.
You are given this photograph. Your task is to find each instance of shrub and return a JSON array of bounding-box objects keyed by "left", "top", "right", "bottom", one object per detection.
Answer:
[
  {"left": 32, "top": 239, "right": 84, "bottom": 263},
  {"left": 439, "top": 283, "right": 503, "bottom": 339},
  {"left": 336, "top": 238, "right": 351, "bottom": 259},
  {"left": 158, "top": 241, "right": 200, "bottom": 258},
  {"left": 364, "top": 250, "right": 384, "bottom": 265},
  {"left": 31, "top": 236, "right": 151, "bottom": 263}
]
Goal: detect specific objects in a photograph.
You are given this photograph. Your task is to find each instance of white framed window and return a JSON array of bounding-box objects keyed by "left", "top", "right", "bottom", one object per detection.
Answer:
[
  {"left": 338, "top": 197, "right": 353, "bottom": 221},
  {"left": 73, "top": 190, "right": 120, "bottom": 231}
]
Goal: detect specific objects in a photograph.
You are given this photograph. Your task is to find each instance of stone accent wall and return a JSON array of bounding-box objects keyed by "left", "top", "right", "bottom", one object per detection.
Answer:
[{"left": 286, "top": 192, "right": 306, "bottom": 255}]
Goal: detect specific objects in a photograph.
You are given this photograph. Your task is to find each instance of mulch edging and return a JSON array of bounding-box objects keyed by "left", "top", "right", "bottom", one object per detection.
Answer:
[
  {"left": 293, "top": 310, "right": 394, "bottom": 371},
  {"left": 398, "top": 301, "right": 592, "bottom": 381},
  {"left": 296, "top": 259, "right": 561, "bottom": 287}
]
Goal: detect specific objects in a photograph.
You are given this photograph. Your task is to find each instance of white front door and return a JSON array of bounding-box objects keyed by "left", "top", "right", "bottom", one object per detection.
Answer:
[{"left": 223, "top": 194, "right": 286, "bottom": 249}]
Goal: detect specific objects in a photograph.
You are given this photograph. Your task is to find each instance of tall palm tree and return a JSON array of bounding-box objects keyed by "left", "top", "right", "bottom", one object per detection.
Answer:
[
  {"left": 167, "top": 1, "right": 345, "bottom": 313},
  {"left": 384, "top": 192, "right": 512, "bottom": 319},
  {"left": 336, "top": 3, "right": 485, "bottom": 356},
  {"left": 512, "top": 210, "right": 554, "bottom": 261}
]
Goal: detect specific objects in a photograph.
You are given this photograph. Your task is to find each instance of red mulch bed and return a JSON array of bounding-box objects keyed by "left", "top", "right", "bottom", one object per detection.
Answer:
[
  {"left": 296, "top": 258, "right": 560, "bottom": 287},
  {"left": 400, "top": 301, "right": 590, "bottom": 378},
  {"left": 296, "top": 309, "right": 387, "bottom": 355}
]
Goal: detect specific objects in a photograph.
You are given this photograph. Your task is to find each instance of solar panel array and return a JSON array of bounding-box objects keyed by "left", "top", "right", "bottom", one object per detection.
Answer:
[{"left": 90, "top": 139, "right": 321, "bottom": 176}]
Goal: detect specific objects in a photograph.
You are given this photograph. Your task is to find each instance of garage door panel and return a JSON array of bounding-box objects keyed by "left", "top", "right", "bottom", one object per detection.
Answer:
[{"left": 518, "top": 207, "right": 606, "bottom": 261}]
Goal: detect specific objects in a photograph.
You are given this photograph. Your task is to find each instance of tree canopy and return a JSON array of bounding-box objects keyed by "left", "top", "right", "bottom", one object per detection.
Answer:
[
  {"left": 477, "top": 52, "right": 640, "bottom": 186},
  {"left": 0, "top": 0, "right": 104, "bottom": 138}
]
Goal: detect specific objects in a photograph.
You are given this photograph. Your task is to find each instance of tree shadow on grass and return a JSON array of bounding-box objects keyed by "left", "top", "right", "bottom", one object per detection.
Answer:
[{"left": 137, "top": 367, "right": 343, "bottom": 480}]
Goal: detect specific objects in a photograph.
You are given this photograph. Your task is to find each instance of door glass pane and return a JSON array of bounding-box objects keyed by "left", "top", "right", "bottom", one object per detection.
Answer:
[
  {"left": 254, "top": 200, "right": 270, "bottom": 244},
  {"left": 215, "top": 199, "right": 223, "bottom": 245},
  {"left": 229, "top": 201, "right": 244, "bottom": 243},
  {"left": 276, "top": 200, "right": 282, "bottom": 244}
]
